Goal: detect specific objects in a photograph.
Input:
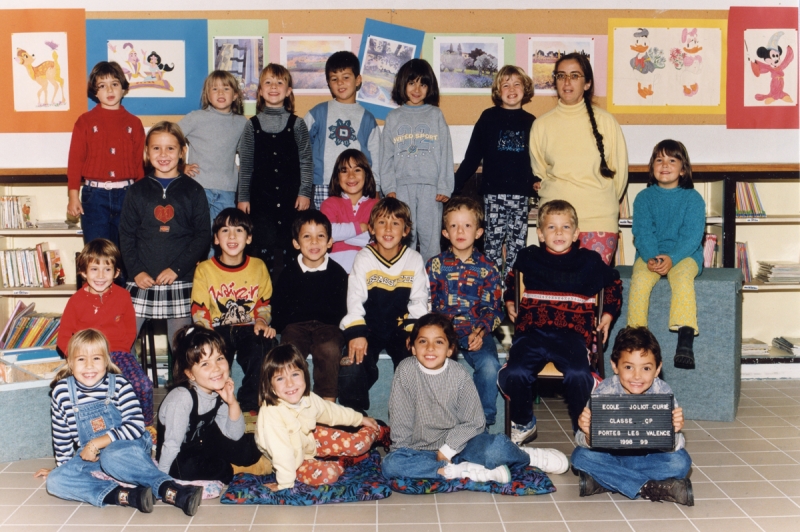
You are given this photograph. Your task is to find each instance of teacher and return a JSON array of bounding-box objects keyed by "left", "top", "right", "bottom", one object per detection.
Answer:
[{"left": 530, "top": 53, "right": 628, "bottom": 265}]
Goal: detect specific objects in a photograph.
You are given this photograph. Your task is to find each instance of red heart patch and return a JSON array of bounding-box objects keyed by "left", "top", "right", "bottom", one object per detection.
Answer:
[{"left": 154, "top": 205, "right": 174, "bottom": 224}]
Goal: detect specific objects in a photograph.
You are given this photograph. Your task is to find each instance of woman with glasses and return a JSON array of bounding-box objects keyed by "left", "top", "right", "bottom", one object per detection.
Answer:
[{"left": 529, "top": 53, "right": 628, "bottom": 265}]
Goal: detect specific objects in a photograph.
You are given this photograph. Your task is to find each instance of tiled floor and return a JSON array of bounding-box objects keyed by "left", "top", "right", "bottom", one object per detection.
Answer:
[{"left": 2, "top": 379, "right": 800, "bottom": 531}]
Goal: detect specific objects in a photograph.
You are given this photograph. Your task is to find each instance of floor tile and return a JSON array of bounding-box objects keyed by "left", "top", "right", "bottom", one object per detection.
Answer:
[
  {"left": 378, "top": 503, "right": 439, "bottom": 524},
  {"left": 495, "top": 500, "right": 563, "bottom": 521},
  {"left": 250, "top": 505, "right": 317, "bottom": 525},
  {"left": 3, "top": 504, "right": 78, "bottom": 525},
  {"left": 690, "top": 517, "right": 762, "bottom": 532},
  {"left": 716, "top": 480, "right": 785, "bottom": 498},
  {"left": 64, "top": 505, "right": 135, "bottom": 525},
  {"left": 628, "top": 519, "right": 697, "bottom": 532},
  {"left": 754, "top": 464, "right": 800, "bottom": 481},
  {"left": 719, "top": 439, "right": 780, "bottom": 453},
  {"left": 615, "top": 500, "right": 686, "bottom": 519},
  {"left": 440, "top": 524, "right": 505, "bottom": 532},
  {"left": 562, "top": 520, "right": 629, "bottom": 532},
  {"left": 734, "top": 496, "right": 800, "bottom": 516},
  {"left": 752, "top": 517, "right": 800, "bottom": 532},
  {"left": 315, "top": 504, "right": 377, "bottom": 524},
  {"left": 504, "top": 524, "right": 569, "bottom": 532},
  {"left": 771, "top": 480, "right": 800, "bottom": 496},
  {"left": 690, "top": 481, "right": 728, "bottom": 499},
  {"left": 679, "top": 499, "right": 747, "bottom": 518},
  {"left": 696, "top": 466, "right": 763, "bottom": 482},
  {"left": 690, "top": 452, "right": 746, "bottom": 466},
  {"left": 437, "top": 502, "right": 500, "bottom": 523},
  {"left": 552, "top": 501, "right": 623, "bottom": 520}
]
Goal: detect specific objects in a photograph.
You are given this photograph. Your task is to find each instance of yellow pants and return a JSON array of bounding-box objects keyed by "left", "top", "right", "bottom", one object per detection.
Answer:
[{"left": 628, "top": 257, "right": 699, "bottom": 334}]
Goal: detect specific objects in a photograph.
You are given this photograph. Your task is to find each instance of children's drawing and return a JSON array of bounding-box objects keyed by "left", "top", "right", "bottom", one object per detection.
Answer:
[
  {"left": 433, "top": 36, "right": 504, "bottom": 94},
  {"left": 214, "top": 37, "right": 264, "bottom": 102},
  {"left": 628, "top": 28, "right": 665, "bottom": 99},
  {"left": 279, "top": 36, "right": 352, "bottom": 95},
  {"left": 527, "top": 37, "right": 594, "bottom": 96},
  {"left": 358, "top": 35, "right": 415, "bottom": 109},
  {"left": 744, "top": 29, "right": 797, "bottom": 106},
  {"left": 11, "top": 32, "right": 69, "bottom": 112},
  {"left": 669, "top": 28, "right": 704, "bottom": 97},
  {"left": 107, "top": 39, "right": 185, "bottom": 98}
]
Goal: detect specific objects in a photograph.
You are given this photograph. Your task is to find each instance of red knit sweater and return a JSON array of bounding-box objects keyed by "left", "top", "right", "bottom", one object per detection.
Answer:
[
  {"left": 57, "top": 284, "right": 138, "bottom": 355},
  {"left": 320, "top": 196, "right": 378, "bottom": 254},
  {"left": 67, "top": 106, "right": 145, "bottom": 190}
]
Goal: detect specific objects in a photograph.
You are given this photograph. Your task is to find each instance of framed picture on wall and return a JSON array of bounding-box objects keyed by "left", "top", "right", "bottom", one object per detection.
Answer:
[
  {"left": 214, "top": 37, "right": 264, "bottom": 103},
  {"left": 278, "top": 35, "right": 353, "bottom": 95},
  {"left": 432, "top": 36, "right": 505, "bottom": 95}
]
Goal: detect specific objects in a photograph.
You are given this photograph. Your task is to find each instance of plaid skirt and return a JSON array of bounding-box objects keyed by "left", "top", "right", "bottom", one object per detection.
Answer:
[{"left": 126, "top": 280, "right": 192, "bottom": 319}]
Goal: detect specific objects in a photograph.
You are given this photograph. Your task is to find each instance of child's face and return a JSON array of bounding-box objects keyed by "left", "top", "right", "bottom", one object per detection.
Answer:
[
  {"left": 442, "top": 207, "right": 483, "bottom": 255},
  {"left": 499, "top": 74, "right": 525, "bottom": 109},
  {"left": 328, "top": 68, "right": 361, "bottom": 104},
  {"left": 271, "top": 365, "right": 306, "bottom": 404},
  {"left": 537, "top": 212, "right": 579, "bottom": 254},
  {"left": 70, "top": 348, "right": 108, "bottom": 388},
  {"left": 95, "top": 74, "right": 124, "bottom": 110},
  {"left": 292, "top": 222, "right": 332, "bottom": 268},
  {"left": 612, "top": 349, "right": 662, "bottom": 395},
  {"left": 338, "top": 158, "right": 366, "bottom": 199},
  {"left": 652, "top": 151, "right": 684, "bottom": 189},
  {"left": 147, "top": 132, "right": 184, "bottom": 178},
  {"left": 370, "top": 214, "right": 409, "bottom": 257},
  {"left": 208, "top": 80, "right": 237, "bottom": 113},
  {"left": 185, "top": 347, "right": 230, "bottom": 395},
  {"left": 411, "top": 325, "right": 454, "bottom": 371},
  {"left": 81, "top": 259, "right": 118, "bottom": 296},
  {"left": 406, "top": 78, "right": 428, "bottom": 106},
  {"left": 214, "top": 222, "right": 252, "bottom": 263},
  {"left": 259, "top": 74, "right": 291, "bottom": 108}
]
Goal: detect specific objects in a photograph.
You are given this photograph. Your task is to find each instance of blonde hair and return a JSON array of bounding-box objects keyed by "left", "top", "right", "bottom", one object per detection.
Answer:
[
  {"left": 200, "top": 70, "right": 244, "bottom": 115},
  {"left": 537, "top": 199, "right": 579, "bottom": 228},
  {"left": 491, "top": 65, "right": 534, "bottom": 106},
  {"left": 256, "top": 64, "right": 295, "bottom": 113},
  {"left": 52, "top": 329, "right": 120, "bottom": 388},
  {"left": 144, "top": 121, "right": 188, "bottom": 172}
]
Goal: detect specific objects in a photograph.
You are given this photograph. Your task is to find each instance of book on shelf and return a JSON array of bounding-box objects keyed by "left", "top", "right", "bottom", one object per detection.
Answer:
[
  {"left": 0, "top": 243, "right": 63, "bottom": 288},
  {"left": 742, "top": 338, "right": 770, "bottom": 356},
  {"left": 1, "top": 313, "right": 60, "bottom": 350},
  {"left": 619, "top": 192, "right": 631, "bottom": 220},
  {"left": 735, "top": 182, "right": 766, "bottom": 218},
  {"left": 46, "top": 249, "right": 66, "bottom": 285},
  {"left": 0, "top": 195, "right": 36, "bottom": 229},
  {"left": 735, "top": 241, "right": 753, "bottom": 283},
  {"left": 772, "top": 337, "right": 800, "bottom": 356},
  {"left": 702, "top": 233, "right": 718, "bottom": 268},
  {"left": 755, "top": 261, "right": 800, "bottom": 284}
]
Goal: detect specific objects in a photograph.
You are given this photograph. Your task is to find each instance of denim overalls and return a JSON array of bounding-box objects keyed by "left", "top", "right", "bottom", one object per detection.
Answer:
[{"left": 46, "top": 374, "right": 172, "bottom": 507}]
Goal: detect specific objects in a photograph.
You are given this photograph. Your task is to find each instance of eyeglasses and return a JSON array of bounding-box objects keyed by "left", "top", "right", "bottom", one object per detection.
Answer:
[{"left": 553, "top": 72, "right": 585, "bottom": 82}]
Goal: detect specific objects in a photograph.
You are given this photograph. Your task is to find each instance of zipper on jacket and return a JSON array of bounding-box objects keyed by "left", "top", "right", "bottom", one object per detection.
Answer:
[{"left": 148, "top": 176, "right": 177, "bottom": 199}]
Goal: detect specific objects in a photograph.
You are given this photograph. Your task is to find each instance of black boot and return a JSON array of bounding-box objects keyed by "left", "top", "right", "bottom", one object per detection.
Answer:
[
  {"left": 579, "top": 471, "right": 611, "bottom": 497},
  {"left": 674, "top": 326, "right": 696, "bottom": 370},
  {"left": 104, "top": 486, "right": 154, "bottom": 513},
  {"left": 159, "top": 481, "right": 202, "bottom": 516},
  {"left": 640, "top": 478, "right": 694, "bottom": 506}
]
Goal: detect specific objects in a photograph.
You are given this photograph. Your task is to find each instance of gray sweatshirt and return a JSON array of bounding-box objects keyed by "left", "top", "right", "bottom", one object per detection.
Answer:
[
  {"left": 379, "top": 104, "right": 454, "bottom": 197},
  {"left": 178, "top": 107, "right": 248, "bottom": 192}
]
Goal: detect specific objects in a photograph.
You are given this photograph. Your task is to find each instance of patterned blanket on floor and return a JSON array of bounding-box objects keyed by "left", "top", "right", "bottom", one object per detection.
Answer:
[
  {"left": 387, "top": 466, "right": 557, "bottom": 496},
  {"left": 221, "top": 451, "right": 391, "bottom": 505}
]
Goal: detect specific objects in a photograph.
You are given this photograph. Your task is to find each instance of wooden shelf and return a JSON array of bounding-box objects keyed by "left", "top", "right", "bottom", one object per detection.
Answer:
[
  {"left": 742, "top": 279, "right": 800, "bottom": 292},
  {"left": 0, "top": 228, "right": 82, "bottom": 236},
  {"left": 0, "top": 285, "right": 77, "bottom": 297},
  {"left": 735, "top": 214, "right": 800, "bottom": 224}
]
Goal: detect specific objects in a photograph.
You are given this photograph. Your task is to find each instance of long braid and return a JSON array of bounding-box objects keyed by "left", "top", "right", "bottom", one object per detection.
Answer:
[{"left": 584, "top": 97, "right": 615, "bottom": 178}]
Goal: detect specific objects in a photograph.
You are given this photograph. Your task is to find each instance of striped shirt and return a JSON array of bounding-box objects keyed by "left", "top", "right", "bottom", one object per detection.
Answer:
[
  {"left": 51, "top": 373, "right": 145, "bottom": 466},
  {"left": 389, "top": 357, "right": 485, "bottom": 459}
]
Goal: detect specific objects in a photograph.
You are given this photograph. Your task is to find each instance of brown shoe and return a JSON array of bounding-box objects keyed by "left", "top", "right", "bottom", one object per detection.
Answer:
[
  {"left": 579, "top": 471, "right": 610, "bottom": 497},
  {"left": 640, "top": 478, "right": 694, "bottom": 506}
]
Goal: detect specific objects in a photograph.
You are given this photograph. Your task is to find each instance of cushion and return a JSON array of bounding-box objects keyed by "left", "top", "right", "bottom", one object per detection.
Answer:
[{"left": 387, "top": 465, "right": 556, "bottom": 496}]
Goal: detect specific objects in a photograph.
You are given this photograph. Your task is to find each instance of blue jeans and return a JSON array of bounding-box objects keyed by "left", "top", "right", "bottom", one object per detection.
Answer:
[
  {"left": 382, "top": 433, "right": 530, "bottom": 479},
  {"left": 81, "top": 185, "right": 129, "bottom": 247},
  {"left": 459, "top": 336, "right": 500, "bottom": 426},
  {"left": 571, "top": 447, "right": 692, "bottom": 499},
  {"left": 204, "top": 189, "right": 236, "bottom": 257},
  {"left": 47, "top": 434, "right": 172, "bottom": 506}
]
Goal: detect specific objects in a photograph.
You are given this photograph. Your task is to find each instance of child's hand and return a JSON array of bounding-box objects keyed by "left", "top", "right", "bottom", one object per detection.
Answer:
[
  {"left": 435, "top": 194, "right": 449, "bottom": 203},
  {"left": 578, "top": 407, "right": 592, "bottom": 443},
  {"left": 467, "top": 327, "right": 485, "bottom": 351},
  {"left": 218, "top": 377, "right": 237, "bottom": 404},
  {"left": 295, "top": 196, "right": 310, "bottom": 211},
  {"left": 155, "top": 268, "right": 178, "bottom": 286},
  {"left": 361, "top": 416, "right": 379, "bottom": 430},
  {"left": 386, "top": 192, "right": 396, "bottom": 198},
  {"left": 359, "top": 223, "right": 369, "bottom": 233},
  {"left": 67, "top": 191, "right": 83, "bottom": 217},
  {"left": 264, "top": 482, "right": 279, "bottom": 491},
  {"left": 672, "top": 406, "right": 684, "bottom": 433},
  {"left": 238, "top": 201, "right": 250, "bottom": 214},
  {"left": 646, "top": 258, "right": 659, "bottom": 272},
  {"left": 652, "top": 255, "right": 673, "bottom": 275},
  {"left": 596, "top": 314, "right": 613, "bottom": 345},
  {"left": 261, "top": 326, "right": 277, "bottom": 339},
  {"left": 34, "top": 468, "right": 51, "bottom": 479},
  {"left": 348, "top": 337, "right": 368, "bottom": 364},
  {"left": 184, "top": 163, "right": 200, "bottom": 177},
  {"left": 254, "top": 318, "right": 271, "bottom": 336},
  {"left": 134, "top": 272, "right": 156, "bottom": 289},
  {"left": 533, "top": 182, "right": 542, "bottom": 191},
  {"left": 506, "top": 301, "right": 517, "bottom": 322}
]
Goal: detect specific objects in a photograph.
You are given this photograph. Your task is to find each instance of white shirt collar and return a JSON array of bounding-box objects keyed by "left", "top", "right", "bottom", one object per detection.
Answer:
[
  {"left": 298, "top": 254, "right": 329, "bottom": 273},
  {"left": 416, "top": 358, "right": 449, "bottom": 375}
]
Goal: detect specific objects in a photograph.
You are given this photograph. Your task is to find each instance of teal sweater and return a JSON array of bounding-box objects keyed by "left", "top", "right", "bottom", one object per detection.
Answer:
[{"left": 632, "top": 185, "right": 706, "bottom": 273}]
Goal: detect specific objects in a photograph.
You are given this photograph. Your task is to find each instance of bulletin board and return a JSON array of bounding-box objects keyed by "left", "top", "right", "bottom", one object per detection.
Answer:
[{"left": 87, "top": 8, "right": 729, "bottom": 126}]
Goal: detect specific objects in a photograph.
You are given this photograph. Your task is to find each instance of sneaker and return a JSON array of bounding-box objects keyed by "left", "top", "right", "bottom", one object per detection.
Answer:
[
  {"left": 640, "top": 478, "right": 694, "bottom": 506},
  {"left": 161, "top": 481, "right": 203, "bottom": 516},
  {"left": 109, "top": 486, "right": 154, "bottom": 513},
  {"left": 463, "top": 464, "right": 511, "bottom": 484},
  {"left": 510, "top": 420, "right": 537, "bottom": 445},
  {"left": 579, "top": 471, "right": 610, "bottom": 497},
  {"left": 522, "top": 447, "right": 569, "bottom": 474}
]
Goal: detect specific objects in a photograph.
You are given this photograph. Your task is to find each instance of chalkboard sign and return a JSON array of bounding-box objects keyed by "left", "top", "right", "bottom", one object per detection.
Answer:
[{"left": 590, "top": 394, "right": 674, "bottom": 451}]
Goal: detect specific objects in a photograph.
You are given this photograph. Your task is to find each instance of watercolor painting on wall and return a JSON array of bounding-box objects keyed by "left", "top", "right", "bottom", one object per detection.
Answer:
[
  {"left": 214, "top": 37, "right": 264, "bottom": 102},
  {"left": 106, "top": 40, "right": 185, "bottom": 97},
  {"left": 12, "top": 32, "right": 70, "bottom": 112},
  {"left": 433, "top": 36, "right": 504, "bottom": 94},
  {"left": 279, "top": 35, "right": 352, "bottom": 95},
  {"left": 527, "top": 37, "right": 594, "bottom": 96}
]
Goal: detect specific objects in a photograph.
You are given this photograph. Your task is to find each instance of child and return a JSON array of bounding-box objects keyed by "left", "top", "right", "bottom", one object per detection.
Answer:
[
  {"left": 304, "top": 51, "right": 381, "bottom": 208},
  {"left": 271, "top": 210, "right": 348, "bottom": 402},
  {"left": 178, "top": 70, "right": 247, "bottom": 224},
  {"left": 67, "top": 61, "right": 145, "bottom": 250},
  {"left": 572, "top": 327, "right": 693, "bottom": 505},
  {"left": 380, "top": 58, "right": 454, "bottom": 262},
  {"left": 156, "top": 326, "right": 266, "bottom": 484},
  {"left": 427, "top": 197, "right": 504, "bottom": 427},
  {"left": 320, "top": 148, "right": 379, "bottom": 272},
  {"left": 453, "top": 65, "right": 537, "bottom": 280},
  {"left": 119, "top": 121, "right": 211, "bottom": 349},
  {"left": 498, "top": 199, "right": 622, "bottom": 443},
  {"left": 237, "top": 63, "right": 313, "bottom": 279},
  {"left": 57, "top": 238, "right": 154, "bottom": 427},
  {"left": 338, "top": 197, "right": 429, "bottom": 414},
  {"left": 382, "top": 313, "right": 569, "bottom": 482},
  {"left": 191, "top": 207, "right": 276, "bottom": 412},
  {"left": 34, "top": 329, "right": 202, "bottom": 516},
  {"left": 255, "top": 344, "right": 388, "bottom": 491},
  {"left": 628, "top": 140, "right": 705, "bottom": 370}
]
